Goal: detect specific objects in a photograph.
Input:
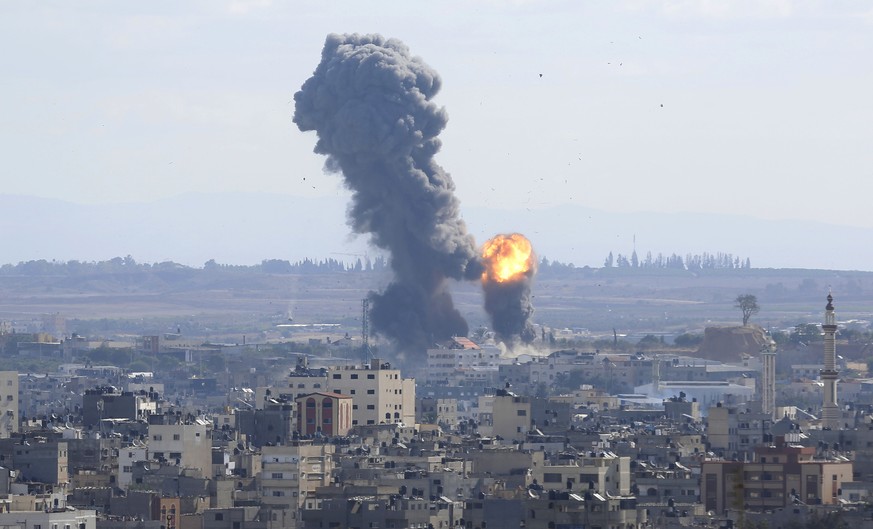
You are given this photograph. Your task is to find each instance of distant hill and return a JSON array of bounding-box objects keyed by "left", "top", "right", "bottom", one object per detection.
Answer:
[{"left": 1, "top": 192, "right": 871, "bottom": 271}]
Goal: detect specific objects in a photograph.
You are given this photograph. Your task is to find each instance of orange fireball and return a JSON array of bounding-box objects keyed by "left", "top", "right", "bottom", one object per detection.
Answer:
[{"left": 481, "top": 233, "right": 535, "bottom": 283}]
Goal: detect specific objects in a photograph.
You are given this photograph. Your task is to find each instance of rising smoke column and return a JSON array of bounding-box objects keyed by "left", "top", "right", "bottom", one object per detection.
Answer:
[
  {"left": 293, "top": 33, "right": 481, "bottom": 351},
  {"left": 481, "top": 233, "right": 537, "bottom": 343}
]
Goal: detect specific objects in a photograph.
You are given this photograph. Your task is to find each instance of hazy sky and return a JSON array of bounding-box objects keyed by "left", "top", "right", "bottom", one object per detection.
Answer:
[{"left": 2, "top": 1, "right": 872, "bottom": 228}]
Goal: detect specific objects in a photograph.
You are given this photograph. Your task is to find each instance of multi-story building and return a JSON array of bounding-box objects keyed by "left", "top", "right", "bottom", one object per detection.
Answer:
[
  {"left": 424, "top": 338, "right": 500, "bottom": 386},
  {"left": 0, "top": 438, "right": 69, "bottom": 486},
  {"left": 0, "top": 509, "right": 96, "bottom": 529},
  {"left": 701, "top": 435, "right": 853, "bottom": 513},
  {"left": 530, "top": 450, "right": 631, "bottom": 496},
  {"left": 260, "top": 443, "right": 334, "bottom": 527},
  {"left": 706, "top": 403, "right": 773, "bottom": 458},
  {"left": 0, "top": 371, "right": 18, "bottom": 438},
  {"left": 294, "top": 392, "right": 352, "bottom": 437},
  {"left": 82, "top": 386, "right": 159, "bottom": 428},
  {"left": 491, "top": 389, "right": 530, "bottom": 442},
  {"left": 118, "top": 445, "right": 149, "bottom": 490},
  {"left": 327, "top": 359, "right": 415, "bottom": 426},
  {"left": 148, "top": 413, "right": 211, "bottom": 477}
]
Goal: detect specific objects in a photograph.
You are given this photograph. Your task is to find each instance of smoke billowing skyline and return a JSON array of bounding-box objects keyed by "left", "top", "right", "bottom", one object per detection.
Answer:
[{"left": 293, "top": 33, "right": 482, "bottom": 352}]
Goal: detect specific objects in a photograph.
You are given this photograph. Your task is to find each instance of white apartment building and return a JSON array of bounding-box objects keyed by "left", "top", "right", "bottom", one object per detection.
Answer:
[
  {"left": 117, "top": 445, "right": 148, "bottom": 490},
  {"left": 425, "top": 338, "right": 501, "bottom": 385}
]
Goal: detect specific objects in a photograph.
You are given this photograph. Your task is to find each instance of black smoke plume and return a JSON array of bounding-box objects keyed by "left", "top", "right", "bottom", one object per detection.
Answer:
[
  {"left": 484, "top": 279, "right": 536, "bottom": 344},
  {"left": 293, "top": 33, "right": 481, "bottom": 352}
]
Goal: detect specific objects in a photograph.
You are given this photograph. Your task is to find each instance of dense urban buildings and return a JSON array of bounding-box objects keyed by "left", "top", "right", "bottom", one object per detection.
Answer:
[{"left": 0, "top": 293, "right": 868, "bottom": 529}]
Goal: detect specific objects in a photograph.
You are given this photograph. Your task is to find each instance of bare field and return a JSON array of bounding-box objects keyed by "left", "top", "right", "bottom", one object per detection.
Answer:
[{"left": 1, "top": 267, "right": 872, "bottom": 338}]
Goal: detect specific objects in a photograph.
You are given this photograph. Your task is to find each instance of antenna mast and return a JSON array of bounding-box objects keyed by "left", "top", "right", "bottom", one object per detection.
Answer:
[{"left": 361, "top": 298, "right": 371, "bottom": 363}]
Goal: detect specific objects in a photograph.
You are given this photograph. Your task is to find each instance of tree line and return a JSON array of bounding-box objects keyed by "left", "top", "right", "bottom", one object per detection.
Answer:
[
  {"left": 0, "top": 255, "right": 390, "bottom": 277},
  {"left": 603, "top": 250, "right": 751, "bottom": 270}
]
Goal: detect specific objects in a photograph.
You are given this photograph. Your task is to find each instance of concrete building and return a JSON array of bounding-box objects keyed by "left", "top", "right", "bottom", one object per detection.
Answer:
[
  {"left": 0, "top": 509, "right": 97, "bottom": 529},
  {"left": 260, "top": 443, "right": 333, "bottom": 527},
  {"left": 118, "top": 445, "right": 149, "bottom": 490},
  {"left": 424, "top": 338, "right": 500, "bottom": 386},
  {"left": 294, "top": 392, "right": 352, "bottom": 437},
  {"left": 0, "top": 438, "right": 69, "bottom": 485},
  {"left": 701, "top": 435, "right": 853, "bottom": 513},
  {"left": 148, "top": 414, "right": 211, "bottom": 477},
  {"left": 324, "top": 359, "right": 415, "bottom": 426},
  {"left": 530, "top": 451, "right": 631, "bottom": 496},
  {"left": 491, "top": 389, "right": 531, "bottom": 442},
  {"left": 0, "top": 371, "right": 18, "bottom": 438},
  {"left": 83, "top": 386, "right": 158, "bottom": 428},
  {"left": 236, "top": 399, "right": 295, "bottom": 448},
  {"left": 706, "top": 403, "right": 773, "bottom": 458}
]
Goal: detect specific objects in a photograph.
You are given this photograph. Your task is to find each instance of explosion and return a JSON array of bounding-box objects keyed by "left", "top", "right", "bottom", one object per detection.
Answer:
[
  {"left": 481, "top": 233, "right": 537, "bottom": 344},
  {"left": 481, "top": 233, "right": 535, "bottom": 284}
]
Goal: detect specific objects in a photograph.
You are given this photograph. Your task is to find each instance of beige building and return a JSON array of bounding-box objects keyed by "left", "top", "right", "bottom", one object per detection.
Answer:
[
  {"left": 530, "top": 450, "right": 631, "bottom": 496},
  {"left": 260, "top": 443, "right": 334, "bottom": 526},
  {"left": 285, "top": 359, "right": 415, "bottom": 427},
  {"left": 707, "top": 403, "right": 772, "bottom": 458},
  {"left": 491, "top": 389, "right": 531, "bottom": 442},
  {"left": 149, "top": 416, "right": 212, "bottom": 477},
  {"left": 331, "top": 359, "right": 415, "bottom": 426},
  {"left": 0, "top": 371, "right": 18, "bottom": 438},
  {"left": 701, "top": 435, "right": 853, "bottom": 513}
]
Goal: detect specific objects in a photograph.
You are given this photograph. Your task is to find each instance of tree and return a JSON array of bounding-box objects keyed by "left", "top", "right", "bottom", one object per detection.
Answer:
[{"left": 735, "top": 294, "right": 759, "bottom": 326}]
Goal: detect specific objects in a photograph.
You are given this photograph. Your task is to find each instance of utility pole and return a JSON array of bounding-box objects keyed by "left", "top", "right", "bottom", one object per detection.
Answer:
[{"left": 361, "top": 298, "right": 371, "bottom": 364}]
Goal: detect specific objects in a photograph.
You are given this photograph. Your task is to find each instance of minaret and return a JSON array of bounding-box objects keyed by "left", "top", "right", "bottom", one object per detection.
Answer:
[
  {"left": 760, "top": 337, "right": 777, "bottom": 421},
  {"left": 820, "top": 293, "right": 840, "bottom": 429}
]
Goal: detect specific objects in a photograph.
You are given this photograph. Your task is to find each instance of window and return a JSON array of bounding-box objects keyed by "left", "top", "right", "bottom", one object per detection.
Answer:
[
  {"left": 173, "top": 434, "right": 180, "bottom": 440},
  {"left": 153, "top": 435, "right": 162, "bottom": 441},
  {"left": 170, "top": 452, "right": 181, "bottom": 459},
  {"left": 543, "top": 473, "right": 562, "bottom": 483},
  {"left": 351, "top": 374, "right": 359, "bottom": 379},
  {"left": 233, "top": 523, "right": 240, "bottom": 529},
  {"left": 333, "top": 374, "right": 341, "bottom": 379},
  {"left": 214, "top": 514, "right": 224, "bottom": 521},
  {"left": 273, "top": 490, "right": 284, "bottom": 496},
  {"left": 517, "top": 410, "right": 527, "bottom": 416},
  {"left": 367, "top": 405, "right": 375, "bottom": 410},
  {"left": 367, "top": 389, "right": 375, "bottom": 395},
  {"left": 367, "top": 374, "right": 375, "bottom": 380}
]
